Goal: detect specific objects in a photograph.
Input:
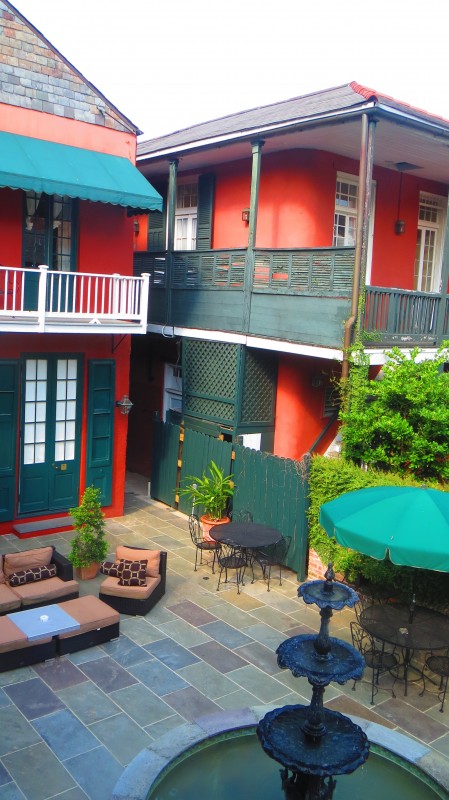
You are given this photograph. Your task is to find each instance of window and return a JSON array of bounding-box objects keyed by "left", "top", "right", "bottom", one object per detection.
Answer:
[
  {"left": 333, "top": 172, "right": 376, "bottom": 283},
  {"left": 163, "top": 363, "right": 182, "bottom": 421},
  {"left": 175, "top": 182, "right": 197, "bottom": 250},
  {"left": 23, "top": 191, "right": 76, "bottom": 271},
  {"left": 333, "top": 177, "right": 358, "bottom": 246},
  {"left": 414, "top": 193, "right": 446, "bottom": 293}
]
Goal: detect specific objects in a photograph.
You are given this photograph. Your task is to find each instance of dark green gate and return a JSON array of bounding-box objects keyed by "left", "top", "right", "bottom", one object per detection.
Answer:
[
  {"left": 177, "top": 428, "right": 232, "bottom": 516},
  {"left": 232, "top": 445, "right": 309, "bottom": 580},
  {"left": 150, "top": 419, "right": 181, "bottom": 507}
]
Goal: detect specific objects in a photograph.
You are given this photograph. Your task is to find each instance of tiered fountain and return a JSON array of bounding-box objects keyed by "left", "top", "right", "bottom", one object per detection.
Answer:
[{"left": 257, "top": 564, "right": 369, "bottom": 800}]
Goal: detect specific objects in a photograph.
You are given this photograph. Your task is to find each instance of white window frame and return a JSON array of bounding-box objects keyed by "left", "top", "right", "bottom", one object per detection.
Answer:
[
  {"left": 333, "top": 172, "right": 376, "bottom": 284},
  {"left": 414, "top": 192, "right": 447, "bottom": 293},
  {"left": 162, "top": 363, "right": 182, "bottom": 421},
  {"left": 174, "top": 180, "right": 198, "bottom": 251}
]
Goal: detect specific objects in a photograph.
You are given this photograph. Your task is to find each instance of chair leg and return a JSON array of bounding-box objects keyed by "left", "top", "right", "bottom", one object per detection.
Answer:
[{"left": 439, "top": 675, "right": 448, "bottom": 712}]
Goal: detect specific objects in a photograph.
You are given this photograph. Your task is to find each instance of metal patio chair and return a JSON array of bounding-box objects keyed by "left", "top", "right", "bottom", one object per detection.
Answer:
[
  {"left": 189, "top": 512, "right": 220, "bottom": 573},
  {"left": 350, "top": 620, "right": 398, "bottom": 704},
  {"left": 250, "top": 535, "right": 291, "bottom": 591},
  {"left": 216, "top": 542, "right": 248, "bottom": 594}
]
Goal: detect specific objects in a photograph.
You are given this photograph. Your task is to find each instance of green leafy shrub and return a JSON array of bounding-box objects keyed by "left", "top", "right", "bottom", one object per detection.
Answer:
[
  {"left": 68, "top": 486, "right": 108, "bottom": 568},
  {"left": 339, "top": 344, "right": 449, "bottom": 481}
]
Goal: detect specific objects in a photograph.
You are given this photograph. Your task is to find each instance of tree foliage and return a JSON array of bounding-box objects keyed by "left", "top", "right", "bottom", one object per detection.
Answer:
[{"left": 339, "top": 343, "right": 449, "bottom": 481}]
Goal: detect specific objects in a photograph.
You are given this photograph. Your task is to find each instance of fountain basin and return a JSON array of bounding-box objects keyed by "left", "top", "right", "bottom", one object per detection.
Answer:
[{"left": 112, "top": 707, "right": 449, "bottom": 800}]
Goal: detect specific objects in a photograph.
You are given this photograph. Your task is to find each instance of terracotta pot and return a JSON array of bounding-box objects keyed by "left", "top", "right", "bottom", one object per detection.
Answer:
[
  {"left": 76, "top": 563, "right": 99, "bottom": 580},
  {"left": 201, "top": 515, "right": 230, "bottom": 542}
]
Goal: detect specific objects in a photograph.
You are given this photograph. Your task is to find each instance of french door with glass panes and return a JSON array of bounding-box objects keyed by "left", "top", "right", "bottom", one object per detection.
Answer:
[{"left": 19, "top": 356, "right": 82, "bottom": 515}]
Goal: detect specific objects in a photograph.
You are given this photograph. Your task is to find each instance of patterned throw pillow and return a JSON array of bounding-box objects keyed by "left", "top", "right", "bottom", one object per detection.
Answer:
[
  {"left": 99, "top": 560, "right": 122, "bottom": 577},
  {"left": 117, "top": 559, "right": 147, "bottom": 587},
  {"left": 8, "top": 563, "right": 57, "bottom": 587}
]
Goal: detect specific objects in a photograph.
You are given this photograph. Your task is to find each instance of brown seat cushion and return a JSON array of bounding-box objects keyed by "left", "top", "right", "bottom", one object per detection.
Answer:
[
  {"left": 57, "top": 595, "right": 120, "bottom": 639},
  {"left": 0, "top": 583, "right": 22, "bottom": 613},
  {"left": 12, "top": 577, "right": 79, "bottom": 606},
  {"left": 100, "top": 573, "right": 161, "bottom": 600},
  {"left": 4, "top": 546, "right": 54, "bottom": 579},
  {"left": 116, "top": 546, "right": 160, "bottom": 578},
  {"left": 0, "top": 616, "right": 52, "bottom": 653}
]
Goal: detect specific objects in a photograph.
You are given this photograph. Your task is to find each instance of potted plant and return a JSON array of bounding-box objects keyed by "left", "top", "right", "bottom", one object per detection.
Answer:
[
  {"left": 68, "top": 486, "right": 108, "bottom": 579},
  {"left": 178, "top": 460, "right": 234, "bottom": 537}
]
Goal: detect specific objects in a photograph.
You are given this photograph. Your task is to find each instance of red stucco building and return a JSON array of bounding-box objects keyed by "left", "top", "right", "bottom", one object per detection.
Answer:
[
  {"left": 131, "top": 83, "right": 449, "bottom": 481},
  {"left": 0, "top": 1, "right": 161, "bottom": 535}
]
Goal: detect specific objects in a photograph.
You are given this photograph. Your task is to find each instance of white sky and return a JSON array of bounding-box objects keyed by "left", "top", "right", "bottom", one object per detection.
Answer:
[{"left": 12, "top": 0, "right": 449, "bottom": 141}]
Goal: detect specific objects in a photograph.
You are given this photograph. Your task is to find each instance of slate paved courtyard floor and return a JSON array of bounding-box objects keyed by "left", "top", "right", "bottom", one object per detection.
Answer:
[{"left": 1, "top": 474, "right": 449, "bottom": 799}]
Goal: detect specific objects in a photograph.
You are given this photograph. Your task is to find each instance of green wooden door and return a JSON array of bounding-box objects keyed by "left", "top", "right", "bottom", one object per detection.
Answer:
[
  {"left": 19, "top": 356, "right": 82, "bottom": 515},
  {"left": 0, "top": 361, "right": 18, "bottom": 522},
  {"left": 85, "top": 360, "right": 115, "bottom": 506}
]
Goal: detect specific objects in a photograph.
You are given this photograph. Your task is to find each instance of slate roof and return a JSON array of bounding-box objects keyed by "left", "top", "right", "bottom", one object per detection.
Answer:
[{"left": 138, "top": 81, "right": 449, "bottom": 158}]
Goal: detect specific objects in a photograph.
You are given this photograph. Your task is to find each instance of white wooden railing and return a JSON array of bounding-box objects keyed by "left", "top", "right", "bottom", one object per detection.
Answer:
[{"left": 0, "top": 265, "right": 150, "bottom": 333}]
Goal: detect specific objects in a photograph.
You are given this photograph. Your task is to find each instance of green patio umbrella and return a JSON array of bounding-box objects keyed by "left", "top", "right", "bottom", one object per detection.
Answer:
[{"left": 319, "top": 485, "right": 449, "bottom": 571}]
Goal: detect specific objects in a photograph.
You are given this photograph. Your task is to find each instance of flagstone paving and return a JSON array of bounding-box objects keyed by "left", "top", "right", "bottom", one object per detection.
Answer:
[{"left": 0, "top": 476, "right": 449, "bottom": 799}]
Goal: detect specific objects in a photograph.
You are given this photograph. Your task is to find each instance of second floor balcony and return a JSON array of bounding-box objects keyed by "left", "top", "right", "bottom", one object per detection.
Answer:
[
  {"left": 0, "top": 265, "right": 150, "bottom": 334},
  {"left": 135, "top": 247, "right": 449, "bottom": 352}
]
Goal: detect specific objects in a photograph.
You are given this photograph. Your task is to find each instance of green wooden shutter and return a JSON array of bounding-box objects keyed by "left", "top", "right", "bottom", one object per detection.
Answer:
[
  {"left": 196, "top": 173, "right": 215, "bottom": 251},
  {"left": 148, "top": 180, "right": 167, "bottom": 251},
  {"left": 0, "top": 361, "right": 18, "bottom": 521},
  {"left": 86, "top": 360, "right": 115, "bottom": 506}
]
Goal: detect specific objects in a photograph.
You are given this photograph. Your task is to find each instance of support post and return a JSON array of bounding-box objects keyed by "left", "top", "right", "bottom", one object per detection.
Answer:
[{"left": 243, "top": 140, "right": 264, "bottom": 332}]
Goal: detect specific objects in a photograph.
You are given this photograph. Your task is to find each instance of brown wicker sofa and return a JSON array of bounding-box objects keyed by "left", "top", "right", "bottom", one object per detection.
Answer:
[
  {"left": 0, "top": 545, "right": 79, "bottom": 615},
  {"left": 99, "top": 545, "right": 167, "bottom": 616}
]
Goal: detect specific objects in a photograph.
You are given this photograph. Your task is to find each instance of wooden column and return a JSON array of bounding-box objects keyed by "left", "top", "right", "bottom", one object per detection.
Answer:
[{"left": 243, "top": 140, "right": 264, "bottom": 332}]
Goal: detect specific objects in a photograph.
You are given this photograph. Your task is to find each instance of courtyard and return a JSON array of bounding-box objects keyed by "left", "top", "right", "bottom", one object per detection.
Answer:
[{"left": 0, "top": 476, "right": 448, "bottom": 799}]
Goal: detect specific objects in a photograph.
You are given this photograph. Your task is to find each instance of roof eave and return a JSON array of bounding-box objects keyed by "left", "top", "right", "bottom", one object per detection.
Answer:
[{"left": 137, "top": 101, "right": 378, "bottom": 163}]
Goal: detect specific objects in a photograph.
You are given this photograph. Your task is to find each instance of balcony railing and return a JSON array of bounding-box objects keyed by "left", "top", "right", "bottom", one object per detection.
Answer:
[
  {"left": 135, "top": 246, "right": 355, "bottom": 294},
  {"left": 362, "top": 287, "right": 442, "bottom": 345},
  {"left": 0, "top": 265, "right": 149, "bottom": 334}
]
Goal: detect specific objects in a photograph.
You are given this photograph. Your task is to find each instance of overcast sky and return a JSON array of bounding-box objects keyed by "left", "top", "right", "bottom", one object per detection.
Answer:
[{"left": 13, "top": 0, "right": 449, "bottom": 141}]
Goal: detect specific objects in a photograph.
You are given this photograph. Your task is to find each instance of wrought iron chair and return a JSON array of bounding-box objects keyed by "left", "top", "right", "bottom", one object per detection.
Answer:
[
  {"left": 216, "top": 542, "right": 248, "bottom": 594},
  {"left": 422, "top": 650, "right": 449, "bottom": 712},
  {"left": 350, "top": 620, "right": 399, "bottom": 704},
  {"left": 250, "top": 535, "right": 291, "bottom": 591},
  {"left": 189, "top": 513, "right": 220, "bottom": 573}
]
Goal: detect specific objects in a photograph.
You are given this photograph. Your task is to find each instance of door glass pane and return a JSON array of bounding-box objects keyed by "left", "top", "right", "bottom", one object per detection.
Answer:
[
  {"left": 54, "top": 359, "right": 77, "bottom": 462},
  {"left": 24, "top": 358, "right": 47, "bottom": 465}
]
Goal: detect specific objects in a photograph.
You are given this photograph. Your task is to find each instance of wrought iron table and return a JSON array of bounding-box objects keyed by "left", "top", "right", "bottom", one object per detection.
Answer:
[
  {"left": 359, "top": 603, "right": 449, "bottom": 696},
  {"left": 209, "top": 521, "right": 282, "bottom": 549}
]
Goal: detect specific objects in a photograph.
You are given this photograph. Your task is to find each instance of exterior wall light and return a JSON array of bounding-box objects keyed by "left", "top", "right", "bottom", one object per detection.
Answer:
[
  {"left": 133, "top": 219, "right": 140, "bottom": 235},
  {"left": 116, "top": 395, "right": 134, "bottom": 415},
  {"left": 395, "top": 219, "right": 406, "bottom": 235},
  {"left": 242, "top": 208, "right": 250, "bottom": 223}
]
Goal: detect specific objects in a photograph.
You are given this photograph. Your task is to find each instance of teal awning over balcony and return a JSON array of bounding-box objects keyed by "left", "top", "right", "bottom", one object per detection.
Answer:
[{"left": 0, "top": 131, "right": 162, "bottom": 211}]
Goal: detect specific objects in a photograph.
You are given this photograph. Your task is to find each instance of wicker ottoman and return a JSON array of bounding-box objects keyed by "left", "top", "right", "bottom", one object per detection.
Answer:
[
  {"left": 56, "top": 595, "right": 120, "bottom": 655},
  {"left": 0, "top": 615, "right": 55, "bottom": 672}
]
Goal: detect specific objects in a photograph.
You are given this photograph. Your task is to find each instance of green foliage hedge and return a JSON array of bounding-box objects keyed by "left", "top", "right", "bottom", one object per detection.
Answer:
[{"left": 308, "top": 455, "right": 449, "bottom": 608}]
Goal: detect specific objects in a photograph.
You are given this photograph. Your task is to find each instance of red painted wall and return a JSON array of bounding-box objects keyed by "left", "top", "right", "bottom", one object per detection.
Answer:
[
  {"left": 0, "top": 102, "right": 137, "bottom": 159},
  {"left": 78, "top": 202, "right": 134, "bottom": 276},
  {"left": 209, "top": 149, "right": 448, "bottom": 290},
  {"left": 0, "top": 332, "right": 130, "bottom": 535},
  {"left": 274, "top": 354, "right": 340, "bottom": 460}
]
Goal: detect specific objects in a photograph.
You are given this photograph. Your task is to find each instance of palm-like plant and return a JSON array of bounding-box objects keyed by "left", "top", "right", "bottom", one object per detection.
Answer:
[{"left": 178, "top": 460, "right": 234, "bottom": 521}]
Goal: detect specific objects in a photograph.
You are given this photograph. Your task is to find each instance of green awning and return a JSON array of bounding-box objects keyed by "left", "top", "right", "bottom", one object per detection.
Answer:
[{"left": 0, "top": 131, "right": 162, "bottom": 211}]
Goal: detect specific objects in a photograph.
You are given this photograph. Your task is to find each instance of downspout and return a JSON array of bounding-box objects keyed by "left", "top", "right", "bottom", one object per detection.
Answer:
[
  {"left": 341, "top": 114, "right": 369, "bottom": 379},
  {"left": 165, "top": 158, "right": 178, "bottom": 327}
]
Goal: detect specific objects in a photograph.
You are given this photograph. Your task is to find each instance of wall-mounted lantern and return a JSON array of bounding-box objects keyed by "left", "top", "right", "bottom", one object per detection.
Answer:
[
  {"left": 116, "top": 395, "right": 134, "bottom": 415},
  {"left": 242, "top": 208, "right": 250, "bottom": 223}
]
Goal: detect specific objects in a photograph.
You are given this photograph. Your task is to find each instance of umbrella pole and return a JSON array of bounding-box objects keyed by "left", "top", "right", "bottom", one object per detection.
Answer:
[{"left": 409, "top": 572, "right": 416, "bottom": 624}]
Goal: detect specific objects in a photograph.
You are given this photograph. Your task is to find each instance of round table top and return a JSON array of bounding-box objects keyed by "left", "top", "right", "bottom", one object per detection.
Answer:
[
  {"left": 209, "top": 521, "right": 282, "bottom": 548},
  {"left": 360, "top": 603, "right": 449, "bottom": 652}
]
